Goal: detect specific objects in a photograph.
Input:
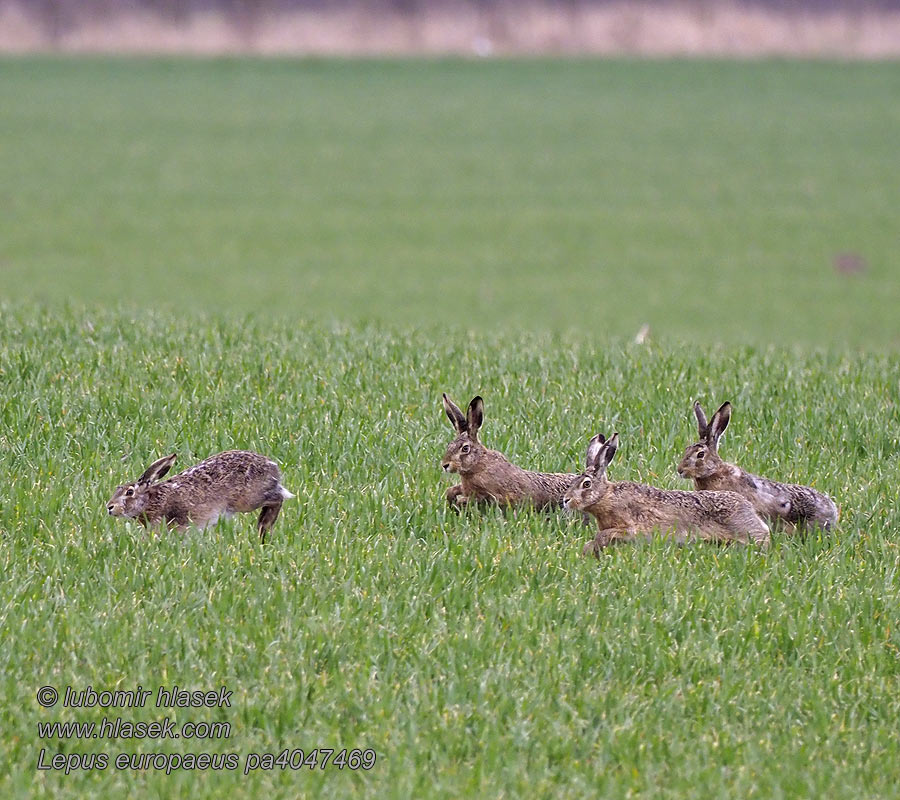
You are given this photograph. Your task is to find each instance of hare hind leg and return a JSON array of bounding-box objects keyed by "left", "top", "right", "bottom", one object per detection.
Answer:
[
  {"left": 256, "top": 481, "right": 294, "bottom": 542},
  {"left": 257, "top": 501, "right": 283, "bottom": 543}
]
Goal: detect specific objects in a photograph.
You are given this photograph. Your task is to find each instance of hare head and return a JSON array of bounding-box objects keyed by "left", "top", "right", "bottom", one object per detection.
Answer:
[
  {"left": 677, "top": 401, "right": 730, "bottom": 480},
  {"left": 563, "top": 433, "right": 618, "bottom": 512},
  {"left": 107, "top": 453, "right": 177, "bottom": 519},
  {"left": 441, "top": 394, "right": 488, "bottom": 475}
]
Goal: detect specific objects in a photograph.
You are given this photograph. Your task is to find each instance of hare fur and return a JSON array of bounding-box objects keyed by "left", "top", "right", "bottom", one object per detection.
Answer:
[
  {"left": 107, "top": 450, "right": 294, "bottom": 542},
  {"left": 677, "top": 401, "right": 838, "bottom": 533},
  {"left": 565, "top": 432, "right": 770, "bottom": 557},
  {"left": 441, "top": 394, "right": 578, "bottom": 511}
]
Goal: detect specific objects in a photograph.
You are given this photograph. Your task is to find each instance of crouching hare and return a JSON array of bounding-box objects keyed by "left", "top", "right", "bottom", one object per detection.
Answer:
[
  {"left": 441, "top": 393, "right": 578, "bottom": 511},
  {"left": 565, "top": 432, "right": 770, "bottom": 557},
  {"left": 107, "top": 450, "right": 294, "bottom": 542},
  {"left": 677, "top": 401, "right": 838, "bottom": 533}
]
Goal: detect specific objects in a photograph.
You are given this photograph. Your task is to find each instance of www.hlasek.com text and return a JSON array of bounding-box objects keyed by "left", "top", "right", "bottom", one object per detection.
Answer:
[{"left": 38, "top": 716, "right": 231, "bottom": 741}]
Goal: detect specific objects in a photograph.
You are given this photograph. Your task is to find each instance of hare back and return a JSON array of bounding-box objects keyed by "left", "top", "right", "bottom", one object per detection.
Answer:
[
  {"left": 461, "top": 462, "right": 577, "bottom": 508},
  {"left": 700, "top": 468, "right": 836, "bottom": 530},
  {"left": 593, "top": 482, "right": 763, "bottom": 542},
  {"left": 164, "top": 450, "right": 283, "bottom": 510}
]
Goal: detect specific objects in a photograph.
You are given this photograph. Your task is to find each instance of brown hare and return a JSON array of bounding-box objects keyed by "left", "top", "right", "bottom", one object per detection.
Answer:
[
  {"left": 107, "top": 450, "right": 294, "bottom": 542},
  {"left": 564, "top": 432, "right": 770, "bottom": 557},
  {"left": 677, "top": 401, "right": 838, "bottom": 533},
  {"left": 441, "top": 394, "right": 578, "bottom": 511}
]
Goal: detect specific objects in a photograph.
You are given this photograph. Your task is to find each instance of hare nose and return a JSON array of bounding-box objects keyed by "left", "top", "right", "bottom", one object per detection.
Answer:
[{"left": 107, "top": 504, "right": 115, "bottom": 513}]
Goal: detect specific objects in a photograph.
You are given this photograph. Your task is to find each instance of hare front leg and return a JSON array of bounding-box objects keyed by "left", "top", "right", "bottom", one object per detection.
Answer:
[
  {"left": 162, "top": 515, "right": 190, "bottom": 535},
  {"left": 446, "top": 484, "right": 468, "bottom": 510},
  {"left": 582, "top": 528, "right": 632, "bottom": 558},
  {"left": 142, "top": 517, "right": 187, "bottom": 536}
]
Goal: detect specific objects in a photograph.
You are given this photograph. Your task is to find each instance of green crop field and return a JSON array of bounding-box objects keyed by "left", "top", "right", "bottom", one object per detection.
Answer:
[
  {"left": 1, "top": 58, "right": 899, "bottom": 799},
  {"left": 1, "top": 57, "right": 899, "bottom": 347}
]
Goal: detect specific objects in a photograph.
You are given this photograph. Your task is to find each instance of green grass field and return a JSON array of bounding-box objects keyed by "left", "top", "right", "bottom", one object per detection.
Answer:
[
  {"left": 1, "top": 58, "right": 899, "bottom": 347},
  {"left": 1, "top": 58, "right": 900, "bottom": 799}
]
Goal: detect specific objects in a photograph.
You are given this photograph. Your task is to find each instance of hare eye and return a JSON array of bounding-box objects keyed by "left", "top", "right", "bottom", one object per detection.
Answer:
[
  {"left": 696, "top": 450, "right": 705, "bottom": 460},
  {"left": 125, "top": 488, "right": 134, "bottom": 497},
  {"left": 461, "top": 444, "right": 470, "bottom": 454},
  {"left": 582, "top": 478, "right": 592, "bottom": 489}
]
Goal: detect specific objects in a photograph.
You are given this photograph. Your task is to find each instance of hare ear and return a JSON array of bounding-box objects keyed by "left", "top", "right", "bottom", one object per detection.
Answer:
[
  {"left": 585, "top": 433, "right": 607, "bottom": 469},
  {"left": 138, "top": 453, "right": 177, "bottom": 486},
  {"left": 600, "top": 433, "right": 619, "bottom": 469},
  {"left": 708, "top": 402, "right": 731, "bottom": 450},
  {"left": 694, "top": 401, "right": 709, "bottom": 441},
  {"left": 466, "top": 396, "right": 484, "bottom": 439},
  {"left": 442, "top": 393, "right": 466, "bottom": 433}
]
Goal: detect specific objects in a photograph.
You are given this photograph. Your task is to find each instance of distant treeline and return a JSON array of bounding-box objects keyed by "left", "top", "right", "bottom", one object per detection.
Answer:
[
  {"left": 5, "top": 0, "right": 900, "bottom": 55},
  {"left": 17, "top": 0, "right": 900, "bottom": 29}
]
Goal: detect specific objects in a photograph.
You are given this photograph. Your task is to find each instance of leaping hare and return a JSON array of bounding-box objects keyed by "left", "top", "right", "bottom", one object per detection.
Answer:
[
  {"left": 441, "top": 394, "right": 578, "bottom": 511},
  {"left": 107, "top": 450, "right": 294, "bottom": 542},
  {"left": 564, "top": 432, "right": 770, "bottom": 557},
  {"left": 677, "top": 401, "right": 838, "bottom": 533}
]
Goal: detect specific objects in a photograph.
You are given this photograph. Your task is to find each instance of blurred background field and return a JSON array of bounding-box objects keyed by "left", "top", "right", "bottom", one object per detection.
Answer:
[{"left": 1, "top": 57, "right": 899, "bottom": 349}]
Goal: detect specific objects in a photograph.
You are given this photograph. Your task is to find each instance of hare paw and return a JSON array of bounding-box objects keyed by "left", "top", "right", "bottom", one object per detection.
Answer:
[{"left": 446, "top": 485, "right": 468, "bottom": 509}]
